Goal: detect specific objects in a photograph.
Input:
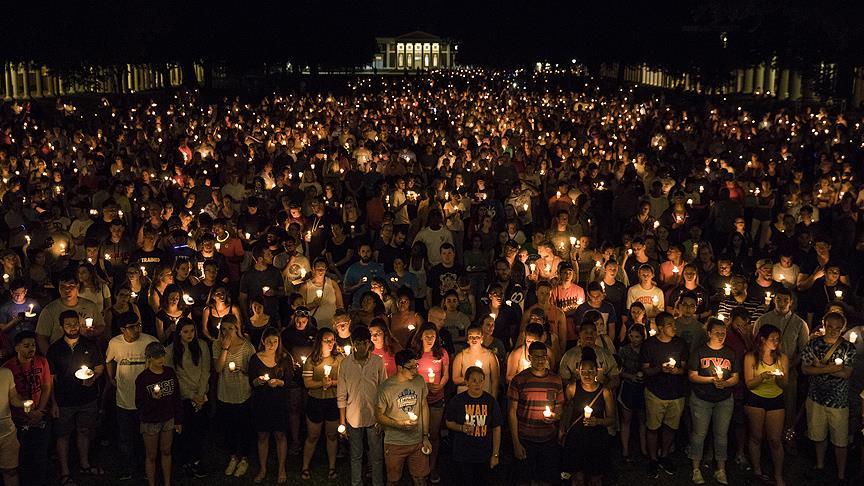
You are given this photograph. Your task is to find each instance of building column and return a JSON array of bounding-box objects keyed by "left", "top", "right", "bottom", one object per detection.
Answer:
[
  {"left": 790, "top": 71, "right": 802, "bottom": 100},
  {"left": 778, "top": 69, "right": 790, "bottom": 100},
  {"left": 743, "top": 68, "right": 754, "bottom": 93},
  {"left": 754, "top": 64, "right": 765, "bottom": 94},
  {"left": 34, "top": 66, "right": 43, "bottom": 97},
  {"left": 20, "top": 63, "right": 30, "bottom": 98},
  {"left": 765, "top": 66, "right": 776, "bottom": 96},
  {"left": 3, "top": 64, "right": 10, "bottom": 100}
]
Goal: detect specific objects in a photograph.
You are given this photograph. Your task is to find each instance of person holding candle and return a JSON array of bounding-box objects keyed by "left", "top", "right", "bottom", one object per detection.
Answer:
[
  {"left": 452, "top": 325, "right": 500, "bottom": 399},
  {"left": 0, "top": 279, "right": 40, "bottom": 345},
  {"left": 239, "top": 245, "right": 284, "bottom": 325},
  {"left": 444, "top": 365, "right": 502, "bottom": 485},
  {"left": 639, "top": 311, "right": 688, "bottom": 478},
  {"left": 559, "top": 347, "right": 616, "bottom": 486},
  {"left": 743, "top": 324, "right": 788, "bottom": 485},
  {"left": 375, "top": 349, "right": 431, "bottom": 486},
  {"left": 507, "top": 323, "right": 547, "bottom": 384},
  {"left": 105, "top": 311, "right": 158, "bottom": 480},
  {"left": 35, "top": 272, "right": 104, "bottom": 354},
  {"left": 411, "top": 323, "right": 450, "bottom": 483},
  {"left": 212, "top": 314, "right": 254, "bottom": 478},
  {"left": 618, "top": 324, "right": 648, "bottom": 462},
  {"left": 801, "top": 311, "right": 856, "bottom": 483},
  {"left": 135, "top": 342, "right": 181, "bottom": 486},
  {"left": 300, "top": 327, "right": 342, "bottom": 480},
  {"left": 248, "top": 327, "right": 292, "bottom": 484},
  {"left": 201, "top": 286, "right": 243, "bottom": 343},
  {"left": 370, "top": 318, "right": 401, "bottom": 377},
  {"left": 0, "top": 362, "right": 30, "bottom": 486},
  {"left": 165, "top": 318, "right": 210, "bottom": 479},
  {"left": 686, "top": 318, "right": 740, "bottom": 485},
  {"left": 3, "top": 331, "right": 52, "bottom": 486},
  {"left": 717, "top": 274, "right": 766, "bottom": 326},
  {"left": 626, "top": 264, "right": 665, "bottom": 323},
  {"left": 507, "top": 341, "right": 564, "bottom": 486},
  {"left": 299, "top": 258, "right": 343, "bottom": 329},
  {"left": 337, "top": 326, "right": 386, "bottom": 486},
  {"left": 154, "top": 284, "right": 190, "bottom": 344},
  {"left": 47, "top": 310, "right": 106, "bottom": 483}
]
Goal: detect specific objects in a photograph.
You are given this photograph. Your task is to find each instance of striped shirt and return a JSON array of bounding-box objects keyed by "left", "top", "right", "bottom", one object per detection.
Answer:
[
  {"left": 717, "top": 296, "right": 765, "bottom": 324},
  {"left": 507, "top": 369, "right": 564, "bottom": 443}
]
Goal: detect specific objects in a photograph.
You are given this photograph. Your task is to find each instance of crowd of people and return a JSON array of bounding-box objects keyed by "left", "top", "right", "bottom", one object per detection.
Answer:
[{"left": 0, "top": 70, "right": 863, "bottom": 486}]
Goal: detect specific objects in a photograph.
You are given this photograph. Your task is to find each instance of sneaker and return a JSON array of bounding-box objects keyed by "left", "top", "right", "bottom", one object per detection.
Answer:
[
  {"left": 190, "top": 462, "right": 208, "bottom": 479},
  {"left": 118, "top": 471, "right": 133, "bottom": 481},
  {"left": 692, "top": 469, "right": 705, "bottom": 485},
  {"left": 659, "top": 458, "right": 675, "bottom": 476},
  {"left": 429, "top": 471, "right": 441, "bottom": 484},
  {"left": 224, "top": 457, "right": 238, "bottom": 476},
  {"left": 233, "top": 458, "right": 249, "bottom": 478},
  {"left": 734, "top": 454, "right": 751, "bottom": 471},
  {"left": 713, "top": 469, "right": 728, "bottom": 485},
  {"left": 648, "top": 461, "right": 660, "bottom": 479}
]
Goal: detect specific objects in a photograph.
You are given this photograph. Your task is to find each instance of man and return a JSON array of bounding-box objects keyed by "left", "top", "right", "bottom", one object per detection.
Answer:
[
  {"left": 0, "top": 360, "right": 29, "bottom": 486},
  {"left": 426, "top": 243, "right": 461, "bottom": 309},
  {"left": 412, "top": 211, "right": 453, "bottom": 266},
  {"left": 623, "top": 237, "right": 659, "bottom": 286},
  {"left": 507, "top": 341, "right": 563, "bottom": 486},
  {"left": 749, "top": 259, "right": 783, "bottom": 309},
  {"left": 238, "top": 244, "right": 283, "bottom": 322},
  {"left": 804, "top": 262, "right": 853, "bottom": 325},
  {"left": 338, "top": 326, "right": 387, "bottom": 486},
  {"left": 558, "top": 319, "right": 619, "bottom": 388},
  {"left": 572, "top": 281, "right": 619, "bottom": 346},
  {"left": 717, "top": 274, "right": 765, "bottom": 325},
  {"left": 2, "top": 331, "right": 51, "bottom": 486},
  {"left": 626, "top": 264, "right": 664, "bottom": 319},
  {"left": 506, "top": 323, "right": 547, "bottom": 384},
  {"left": 674, "top": 292, "right": 708, "bottom": 354},
  {"left": 375, "top": 349, "right": 432, "bottom": 486},
  {"left": 106, "top": 312, "right": 158, "bottom": 480},
  {"left": 344, "top": 243, "right": 385, "bottom": 307},
  {"left": 801, "top": 311, "right": 856, "bottom": 483},
  {"left": 47, "top": 310, "right": 105, "bottom": 482},
  {"left": 640, "top": 312, "right": 689, "bottom": 478},
  {"left": 128, "top": 227, "right": 168, "bottom": 279},
  {"left": 377, "top": 227, "right": 408, "bottom": 273},
  {"left": 36, "top": 272, "right": 105, "bottom": 354},
  {"left": 0, "top": 279, "right": 40, "bottom": 344}
]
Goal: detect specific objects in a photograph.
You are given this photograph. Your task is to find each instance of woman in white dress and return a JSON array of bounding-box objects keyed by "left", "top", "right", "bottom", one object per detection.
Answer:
[{"left": 299, "top": 258, "right": 343, "bottom": 328}]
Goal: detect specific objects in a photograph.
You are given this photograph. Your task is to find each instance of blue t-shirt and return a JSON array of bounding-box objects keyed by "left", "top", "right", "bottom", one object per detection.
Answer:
[
  {"left": 0, "top": 298, "right": 40, "bottom": 342},
  {"left": 344, "top": 262, "right": 385, "bottom": 306}
]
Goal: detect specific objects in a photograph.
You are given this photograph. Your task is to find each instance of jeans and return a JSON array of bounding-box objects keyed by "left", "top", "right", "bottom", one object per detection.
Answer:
[
  {"left": 688, "top": 393, "right": 734, "bottom": 462},
  {"left": 116, "top": 407, "right": 141, "bottom": 472},
  {"left": 18, "top": 422, "right": 50, "bottom": 486},
  {"left": 176, "top": 400, "right": 210, "bottom": 466},
  {"left": 348, "top": 424, "right": 384, "bottom": 486}
]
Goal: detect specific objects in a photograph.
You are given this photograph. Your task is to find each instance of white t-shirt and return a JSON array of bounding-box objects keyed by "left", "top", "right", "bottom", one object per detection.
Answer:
[
  {"left": 0, "top": 368, "right": 15, "bottom": 438},
  {"left": 413, "top": 227, "right": 454, "bottom": 265},
  {"left": 106, "top": 334, "right": 158, "bottom": 410}
]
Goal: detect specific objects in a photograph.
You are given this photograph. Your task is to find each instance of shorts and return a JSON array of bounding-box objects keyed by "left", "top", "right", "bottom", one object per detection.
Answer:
[
  {"left": 0, "top": 432, "right": 19, "bottom": 470},
  {"left": 384, "top": 442, "right": 430, "bottom": 481},
  {"left": 140, "top": 419, "right": 175, "bottom": 435},
  {"left": 55, "top": 401, "right": 98, "bottom": 436},
  {"left": 618, "top": 380, "right": 645, "bottom": 413},
  {"left": 305, "top": 396, "right": 339, "bottom": 423},
  {"left": 745, "top": 391, "right": 785, "bottom": 411},
  {"left": 517, "top": 438, "right": 560, "bottom": 484},
  {"left": 806, "top": 398, "right": 849, "bottom": 447},
  {"left": 644, "top": 389, "right": 685, "bottom": 431},
  {"left": 428, "top": 398, "right": 445, "bottom": 409}
]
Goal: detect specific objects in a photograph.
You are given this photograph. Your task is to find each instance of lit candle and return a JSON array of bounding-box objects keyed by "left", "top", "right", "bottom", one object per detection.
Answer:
[
  {"left": 140, "top": 266, "right": 147, "bottom": 277},
  {"left": 764, "top": 292, "right": 772, "bottom": 306},
  {"left": 76, "top": 365, "right": 93, "bottom": 380},
  {"left": 653, "top": 221, "right": 660, "bottom": 229},
  {"left": 300, "top": 356, "right": 307, "bottom": 364},
  {"left": 183, "top": 294, "right": 194, "bottom": 305},
  {"left": 556, "top": 191, "right": 561, "bottom": 198},
  {"left": 215, "top": 242, "right": 221, "bottom": 251},
  {"left": 584, "top": 406, "right": 593, "bottom": 419},
  {"left": 724, "top": 283, "right": 731, "bottom": 296},
  {"left": 262, "top": 286, "right": 271, "bottom": 294},
  {"left": 84, "top": 318, "right": 93, "bottom": 328},
  {"left": 427, "top": 368, "right": 435, "bottom": 383},
  {"left": 407, "top": 411, "right": 418, "bottom": 422},
  {"left": 778, "top": 274, "right": 785, "bottom": 282},
  {"left": 344, "top": 345, "right": 352, "bottom": 356},
  {"left": 3, "top": 274, "right": 9, "bottom": 283},
  {"left": 835, "top": 290, "right": 843, "bottom": 299},
  {"left": 153, "top": 384, "right": 161, "bottom": 394},
  {"left": 652, "top": 295, "right": 659, "bottom": 306},
  {"left": 666, "top": 357, "right": 676, "bottom": 367},
  {"left": 262, "top": 373, "right": 270, "bottom": 382},
  {"left": 543, "top": 405, "right": 553, "bottom": 418},
  {"left": 323, "top": 364, "right": 332, "bottom": 377},
  {"left": 529, "top": 263, "right": 536, "bottom": 273},
  {"left": 337, "top": 424, "right": 346, "bottom": 434},
  {"left": 850, "top": 332, "right": 858, "bottom": 343},
  {"left": 316, "top": 289, "right": 323, "bottom": 298},
  {"left": 834, "top": 358, "right": 844, "bottom": 366},
  {"left": 407, "top": 324, "right": 416, "bottom": 332},
  {"left": 245, "top": 232, "right": 251, "bottom": 239},
  {"left": 299, "top": 268, "right": 307, "bottom": 278},
  {"left": 672, "top": 266, "right": 679, "bottom": 274},
  {"left": 771, "top": 369, "right": 784, "bottom": 376},
  {"left": 228, "top": 361, "right": 236, "bottom": 372},
  {"left": 24, "top": 304, "right": 35, "bottom": 318},
  {"left": 104, "top": 253, "right": 111, "bottom": 261},
  {"left": 522, "top": 203, "right": 529, "bottom": 211},
  {"left": 649, "top": 328, "right": 657, "bottom": 336},
  {"left": 714, "top": 365, "right": 724, "bottom": 379},
  {"left": 23, "top": 400, "right": 33, "bottom": 413},
  {"left": 474, "top": 360, "right": 483, "bottom": 369},
  {"left": 569, "top": 236, "right": 577, "bottom": 246},
  {"left": 717, "top": 312, "right": 727, "bottom": 321}
]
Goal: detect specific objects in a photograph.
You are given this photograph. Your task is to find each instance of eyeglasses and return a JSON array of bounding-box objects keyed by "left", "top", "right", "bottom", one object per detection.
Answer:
[{"left": 402, "top": 363, "right": 419, "bottom": 370}]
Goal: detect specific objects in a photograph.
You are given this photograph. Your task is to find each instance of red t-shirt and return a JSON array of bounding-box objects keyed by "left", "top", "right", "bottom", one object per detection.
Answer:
[
  {"left": 372, "top": 348, "right": 397, "bottom": 378},
  {"left": 417, "top": 350, "right": 450, "bottom": 404},
  {"left": 3, "top": 356, "right": 51, "bottom": 424}
]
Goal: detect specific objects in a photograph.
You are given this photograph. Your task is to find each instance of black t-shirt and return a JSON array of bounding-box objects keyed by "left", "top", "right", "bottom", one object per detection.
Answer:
[
  {"left": 426, "top": 263, "right": 462, "bottom": 307},
  {"left": 639, "top": 336, "right": 689, "bottom": 400},
  {"left": 445, "top": 390, "right": 502, "bottom": 463},
  {"left": 377, "top": 244, "right": 408, "bottom": 273},
  {"left": 46, "top": 337, "right": 105, "bottom": 407},
  {"left": 687, "top": 344, "right": 739, "bottom": 403},
  {"left": 129, "top": 248, "right": 169, "bottom": 277}
]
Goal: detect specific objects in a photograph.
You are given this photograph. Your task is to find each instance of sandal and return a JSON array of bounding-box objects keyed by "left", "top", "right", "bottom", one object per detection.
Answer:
[
  {"left": 300, "top": 469, "right": 311, "bottom": 480},
  {"left": 79, "top": 466, "right": 105, "bottom": 476},
  {"left": 328, "top": 468, "right": 338, "bottom": 480},
  {"left": 60, "top": 476, "right": 77, "bottom": 486},
  {"left": 277, "top": 474, "right": 288, "bottom": 484}
]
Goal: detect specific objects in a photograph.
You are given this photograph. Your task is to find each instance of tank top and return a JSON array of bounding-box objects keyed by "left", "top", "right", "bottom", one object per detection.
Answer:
[
  {"left": 751, "top": 358, "right": 783, "bottom": 399},
  {"left": 303, "top": 278, "right": 337, "bottom": 328},
  {"left": 409, "top": 259, "right": 428, "bottom": 298},
  {"left": 564, "top": 381, "right": 606, "bottom": 435}
]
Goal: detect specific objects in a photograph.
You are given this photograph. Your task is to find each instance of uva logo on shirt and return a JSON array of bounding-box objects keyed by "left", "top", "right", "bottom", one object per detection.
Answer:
[
  {"left": 396, "top": 387, "right": 418, "bottom": 414},
  {"left": 699, "top": 357, "right": 731, "bottom": 372}
]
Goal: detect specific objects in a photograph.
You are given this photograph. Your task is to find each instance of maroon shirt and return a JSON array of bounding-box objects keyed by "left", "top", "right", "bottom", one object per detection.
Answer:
[{"left": 135, "top": 367, "right": 182, "bottom": 425}]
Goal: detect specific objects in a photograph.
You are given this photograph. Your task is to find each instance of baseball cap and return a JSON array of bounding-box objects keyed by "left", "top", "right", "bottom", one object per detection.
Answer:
[{"left": 145, "top": 342, "right": 167, "bottom": 359}]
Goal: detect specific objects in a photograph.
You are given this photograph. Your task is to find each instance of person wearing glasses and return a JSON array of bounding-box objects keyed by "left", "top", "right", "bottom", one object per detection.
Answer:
[
  {"left": 452, "top": 325, "right": 500, "bottom": 399},
  {"left": 36, "top": 272, "right": 105, "bottom": 354},
  {"left": 507, "top": 342, "right": 564, "bottom": 486},
  {"left": 105, "top": 311, "right": 158, "bottom": 480},
  {"left": 300, "top": 328, "right": 342, "bottom": 480},
  {"left": 376, "top": 349, "right": 431, "bottom": 486}
]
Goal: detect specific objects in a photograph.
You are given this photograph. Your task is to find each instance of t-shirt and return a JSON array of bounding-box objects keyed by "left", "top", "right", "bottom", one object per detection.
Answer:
[
  {"left": 445, "top": 391, "right": 502, "bottom": 463},
  {"left": 239, "top": 266, "right": 283, "bottom": 320},
  {"left": 639, "top": 336, "right": 689, "bottom": 400},
  {"left": 507, "top": 369, "right": 564, "bottom": 443},
  {"left": 106, "top": 333, "right": 158, "bottom": 410},
  {"left": 675, "top": 317, "right": 708, "bottom": 354},
  {"left": 0, "top": 368, "right": 15, "bottom": 438},
  {"left": 2, "top": 356, "right": 51, "bottom": 425},
  {"left": 417, "top": 350, "right": 450, "bottom": 404},
  {"left": 377, "top": 375, "right": 428, "bottom": 445},
  {"left": 413, "top": 227, "right": 454, "bottom": 265},
  {"left": 35, "top": 297, "right": 104, "bottom": 344},
  {"left": 135, "top": 367, "right": 182, "bottom": 425},
  {"left": 0, "top": 298, "right": 40, "bottom": 343},
  {"left": 426, "top": 263, "right": 462, "bottom": 307},
  {"left": 801, "top": 336, "right": 857, "bottom": 408},
  {"left": 47, "top": 337, "right": 105, "bottom": 407},
  {"left": 687, "top": 344, "right": 738, "bottom": 403}
]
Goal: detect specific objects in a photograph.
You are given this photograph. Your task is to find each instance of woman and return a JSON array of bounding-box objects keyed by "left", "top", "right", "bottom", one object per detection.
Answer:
[
  {"left": 300, "top": 328, "right": 342, "bottom": 480},
  {"left": 281, "top": 307, "right": 317, "bottom": 454},
  {"left": 408, "top": 241, "right": 430, "bottom": 313},
  {"left": 744, "top": 324, "right": 788, "bottom": 486},
  {"left": 249, "top": 327, "right": 293, "bottom": 484},
  {"left": 299, "top": 258, "right": 343, "bottom": 328},
  {"left": 172, "top": 258, "right": 199, "bottom": 290},
  {"left": 687, "top": 318, "right": 740, "bottom": 485},
  {"left": 390, "top": 289, "right": 424, "bottom": 348},
  {"left": 349, "top": 292, "right": 385, "bottom": 328},
  {"left": 369, "top": 318, "right": 400, "bottom": 377},
  {"left": 201, "top": 287, "right": 243, "bottom": 342},
  {"left": 411, "top": 323, "right": 450, "bottom": 483},
  {"left": 148, "top": 264, "right": 175, "bottom": 313},
  {"left": 135, "top": 342, "right": 181, "bottom": 486},
  {"left": 386, "top": 256, "right": 420, "bottom": 297},
  {"left": 213, "top": 315, "right": 255, "bottom": 478},
  {"left": 165, "top": 319, "right": 210, "bottom": 478},
  {"left": 452, "top": 325, "right": 500, "bottom": 398},
  {"left": 324, "top": 224, "right": 354, "bottom": 279},
  {"left": 77, "top": 263, "right": 111, "bottom": 314},
  {"left": 550, "top": 262, "right": 586, "bottom": 345},
  {"left": 245, "top": 296, "right": 273, "bottom": 350},
  {"left": 618, "top": 324, "right": 647, "bottom": 462},
  {"left": 619, "top": 301, "right": 650, "bottom": 344},
  {"left": 155, "top": 284, "right": 190, "bottom": 343},
  {"left": 560, "top": 348, "right": 616, "bottom": 486},
  {"left": 104, "top": 286, "right": 142, "bottom": 337}
]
